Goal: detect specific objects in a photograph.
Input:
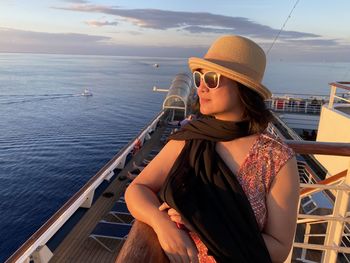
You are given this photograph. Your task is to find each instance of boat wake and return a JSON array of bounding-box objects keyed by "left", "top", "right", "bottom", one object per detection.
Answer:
[{"left": 0, "top": 93, "right": 86, "bottom": 105}]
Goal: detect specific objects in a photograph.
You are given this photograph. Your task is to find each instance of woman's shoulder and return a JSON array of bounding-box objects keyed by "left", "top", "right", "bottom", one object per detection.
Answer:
[
  {"left": 164, "top": 139, "right": 186, "bottom": 153},
  {"left": 249, "top": 131, "right": 296, "bottom": 190},
  {"left": 257, "top": 131, "right": 295, "bottom": 157}
]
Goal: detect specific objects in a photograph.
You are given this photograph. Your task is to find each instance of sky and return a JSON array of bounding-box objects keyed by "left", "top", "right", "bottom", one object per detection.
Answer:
[{"left": 1, "top": 0, "right": 350, "bottom": 61}]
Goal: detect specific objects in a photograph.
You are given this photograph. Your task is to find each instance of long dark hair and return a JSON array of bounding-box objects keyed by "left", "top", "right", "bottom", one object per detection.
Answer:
[{"left": 237, "top": 83, "right": 272, "bottom": 134}]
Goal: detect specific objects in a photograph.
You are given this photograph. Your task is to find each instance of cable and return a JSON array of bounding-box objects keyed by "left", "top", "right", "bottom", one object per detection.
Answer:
[{"left": 266, "top": 0, "right": 300, "bottom": 55}]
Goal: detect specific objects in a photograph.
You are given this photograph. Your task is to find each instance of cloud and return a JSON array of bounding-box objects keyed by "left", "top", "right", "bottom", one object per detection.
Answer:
[
  {"left": 54, "top": 4, "right": 320, "bottom": 40},
  {"left": 285, "top": 38, "right": 339, "bottom": 47},
  {"left": 180, "top": 26, "right": 235, "bottom": 35},
  {"left": 85, "top": 20, "right": 118, "bottom": 27},
  {"left": 1, "top": 27, "right": 350, "bottom": 61},
  {"left": 0, "top": 27, "right": 202, "bottom": 57},
  {"left": 124, "top": 30, "right": 143, "bottom": 36},
  {"left": 61, "top": 0, "right": 89, "bottom": 3},
  {"left": 0, "top": 27, "right": 108, "bottom": 43},
  {"left": 0, "top": 27, "right": 109, "bottom": 54},
  {"left": 0, "top": 17, "right": 350, "bottom": 62}
]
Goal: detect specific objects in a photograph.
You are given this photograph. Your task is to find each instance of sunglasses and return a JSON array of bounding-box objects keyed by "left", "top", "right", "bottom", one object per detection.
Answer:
[{"left": 193, "top": 71, "right": 221, "bottom": 89}]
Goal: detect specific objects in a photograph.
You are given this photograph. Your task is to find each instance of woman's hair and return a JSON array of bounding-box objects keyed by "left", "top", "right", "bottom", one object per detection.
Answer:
[
  {"left": 237, "top": 82, "right": 273, "bottom": 134},
  {"left": 190, "top": 96, "right": 203, "bottom": 118},
  {"left": 191, "top": 80, "right": 272, "bottom": 133}
]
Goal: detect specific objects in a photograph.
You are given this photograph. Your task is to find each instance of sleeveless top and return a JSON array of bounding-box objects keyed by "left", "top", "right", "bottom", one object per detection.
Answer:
[{"left": 190, "top": 131, "right": 295, "bottom": 262}]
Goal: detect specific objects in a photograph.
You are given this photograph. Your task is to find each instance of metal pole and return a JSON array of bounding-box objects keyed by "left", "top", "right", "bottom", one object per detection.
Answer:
[{"left": 328, "top": 85, "right": 337, "bottom": 109}]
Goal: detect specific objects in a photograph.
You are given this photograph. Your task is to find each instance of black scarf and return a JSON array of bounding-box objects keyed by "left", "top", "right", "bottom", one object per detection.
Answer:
[{"left": 159, "top": 118, "right": 272, "bottom": 263}]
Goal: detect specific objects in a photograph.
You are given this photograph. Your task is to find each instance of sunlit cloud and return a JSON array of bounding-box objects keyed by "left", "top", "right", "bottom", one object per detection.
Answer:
[
  {"left": 54, "top": 3, "right": 349, "bottom": 60},
  {"left": 61, "top": 0, "right": 89, "bottom": 3},
  {"left": 54, "top": 4, "right": 320, "bottom": 40},
  {"left": 85, "top": 20, "right": 118, "bottom": 27}
]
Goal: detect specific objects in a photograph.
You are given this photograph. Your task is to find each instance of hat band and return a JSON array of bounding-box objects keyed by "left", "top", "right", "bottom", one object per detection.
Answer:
[{"left": 204, "top": 58, "right": 262, "bottom": 82}]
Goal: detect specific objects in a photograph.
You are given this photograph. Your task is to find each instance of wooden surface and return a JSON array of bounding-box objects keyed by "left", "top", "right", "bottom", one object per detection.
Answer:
[
  {"left": 286, "top": 140, "right": 350, "bottom": 156},
  {"left": 116, "top": 220, "right": 169, "bottom": 263}
]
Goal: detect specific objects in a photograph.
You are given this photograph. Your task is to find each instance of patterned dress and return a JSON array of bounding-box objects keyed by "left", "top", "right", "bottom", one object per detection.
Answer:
[{"left": 188, "top": 131, "right": 295, "bottom": 262}]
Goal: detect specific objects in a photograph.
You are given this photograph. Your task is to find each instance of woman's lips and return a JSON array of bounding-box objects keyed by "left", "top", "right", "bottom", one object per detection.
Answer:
[{"left": 200, "top": 98, "right": 211, "bottom": 104}]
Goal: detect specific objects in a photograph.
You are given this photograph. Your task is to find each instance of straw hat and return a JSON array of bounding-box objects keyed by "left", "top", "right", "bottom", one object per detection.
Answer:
[{"left": 188, "top": 35, "right": 271, "bottom": 99}]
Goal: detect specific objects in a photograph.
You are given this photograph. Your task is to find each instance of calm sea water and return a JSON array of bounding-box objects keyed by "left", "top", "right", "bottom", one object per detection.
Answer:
[{"left": 0, "top": 53, "right": 349, "bottom": 261}]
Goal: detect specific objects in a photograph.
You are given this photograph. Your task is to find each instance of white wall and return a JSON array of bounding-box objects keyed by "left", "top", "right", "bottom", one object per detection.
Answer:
[{"left": 315, "top": 105, "right": 350, "bottom": 176}]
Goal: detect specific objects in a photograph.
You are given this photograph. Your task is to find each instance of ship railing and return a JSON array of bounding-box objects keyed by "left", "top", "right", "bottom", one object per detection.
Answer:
[
  {"left": 267, "top": 88, "right": 350, "bottom": 114},
  {"left": 298, "top": 161, "right": 318, "bottom": 185},
  {"left": 328, "top": 81, "right": 350, "bottom": 109},
  {"left": 284, "top": 141, "right": 350, "bottom": 263},
  {"left": 115, "top": 141, "right": 350, "bottom": 263},
  {"left": 266, "top": 93, "right": 326, "bottom": 114},
  {"left": 269, "top": 119, "right": 330, "bottom": 181},
  {"left": 5, "top": 110, "right": 165, "bottom": 263},
  {"left": 268, "top": 112, "right": 304, "bottom": 141},
  {"left": 297, "top": 159, "right": 341, "bottom": 217}
]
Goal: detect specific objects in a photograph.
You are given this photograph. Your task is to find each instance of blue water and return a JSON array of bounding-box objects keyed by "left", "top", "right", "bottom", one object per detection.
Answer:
[{"left": 0, "top": 53, "right": 349, "bottom": 262}]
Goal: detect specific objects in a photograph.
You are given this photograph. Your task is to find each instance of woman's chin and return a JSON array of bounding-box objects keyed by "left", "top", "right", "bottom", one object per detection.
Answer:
[{"left": 200, "top": 107, "right": 212, "bottom": 116}]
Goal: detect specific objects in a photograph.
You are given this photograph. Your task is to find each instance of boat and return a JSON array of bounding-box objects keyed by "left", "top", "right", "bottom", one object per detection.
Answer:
[
  {"left": 5, "top": 74, "right": 350, "bottom": 263},
  {"left": 153, "top": 63, "right": 159, "bottom": 68},
  {"left": 81, "top": 89, "right": 93, "bottom": 96}
]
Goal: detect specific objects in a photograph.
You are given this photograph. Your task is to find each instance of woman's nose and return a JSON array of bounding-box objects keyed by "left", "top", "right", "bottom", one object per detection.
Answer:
[{"left": 197, "top": 79, "right": 209, "bottom": 92}]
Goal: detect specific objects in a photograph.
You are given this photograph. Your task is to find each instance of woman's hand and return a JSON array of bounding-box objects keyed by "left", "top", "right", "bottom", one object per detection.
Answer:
[
  {"left": 155, "top": 203, "right": 199, "bottom": 263},
  {"left": 159, "top": 202, "right": 194, "bottom": 232}
]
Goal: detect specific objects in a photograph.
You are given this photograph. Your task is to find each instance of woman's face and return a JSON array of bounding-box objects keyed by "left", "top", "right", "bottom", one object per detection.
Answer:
[{"left": 196, "top": 69, "right": 245, "bottom": 121}]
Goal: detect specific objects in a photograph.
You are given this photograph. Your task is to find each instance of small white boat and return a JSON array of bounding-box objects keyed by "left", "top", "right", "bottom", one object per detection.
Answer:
[
  {"left": 153, "top": 63, "right": 159, "bottom": 68},
  {"left": 81, "top": 89, "right": 93, "bottom": 96}
]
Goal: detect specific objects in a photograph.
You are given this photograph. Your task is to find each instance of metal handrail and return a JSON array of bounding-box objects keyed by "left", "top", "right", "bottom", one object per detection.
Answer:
[
  {"left": 293, "top": 243, "right": 350, "bottom": 254},
  {"left": 328, "top": 82, "right": 350, "bottom": 109},
  {"left": 300, "top": 169, "right": 348, "bottom": 197},
  {"left": 286, "top": 140, "right": 350, "bottom": 156},
  {"left": 271, "top": 113, "right": 303, "bottom": 141},
  {"left": 296, "top": 165, "right": 350, "bottom": 262},
  {"left": 266, "top": 97, "right": 324, "bottom": 114}
]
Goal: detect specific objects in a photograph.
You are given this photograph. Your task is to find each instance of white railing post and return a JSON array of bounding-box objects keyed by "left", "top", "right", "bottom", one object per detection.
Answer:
[
  {"left": 31, "top": 245, "right": 53, "bottom": 263},
  {"left": 285, "top": 196, "right": 302, "bottom": 263},
  {"left": 301, "top": 223, "right": 311, "bottom": 261},
  {"left": 116, "top": 155, "right": 127, "bottom": 169},
  {"left": 328, "top": 85, "right": 337, "bottom": 109},
  {"left": 81, "top": 190, "right": 95, "bottom": 208},
  {"left": 323, "top": 161, "right": 350, "bottom": 262}
]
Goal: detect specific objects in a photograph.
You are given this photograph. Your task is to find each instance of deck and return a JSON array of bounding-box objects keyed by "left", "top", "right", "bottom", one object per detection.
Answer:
[{"left": 49, "top": 121, "right": 171, "bottom": 263}]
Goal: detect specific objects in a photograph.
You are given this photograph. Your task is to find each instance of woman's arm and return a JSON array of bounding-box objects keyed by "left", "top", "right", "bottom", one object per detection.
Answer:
[
  {"left": 262, "top": 156, "right": 300, "bottom": 262},
  {"left": 125, "top": 140, "right": 199, "bottom": 263},
  {"left": 125, "top": 139, "right": 185, "bottom": 229}
]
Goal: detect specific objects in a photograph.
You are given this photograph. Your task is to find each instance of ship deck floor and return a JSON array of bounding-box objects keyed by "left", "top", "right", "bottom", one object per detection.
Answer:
[{"left": 50, "top": 121, "right": 172, "bottom": 263}]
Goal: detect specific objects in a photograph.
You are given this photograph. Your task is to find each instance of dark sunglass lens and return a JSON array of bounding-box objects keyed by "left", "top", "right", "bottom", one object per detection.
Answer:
[
  {"left": 193, "top": 72, "right": 201, "bottom": 88},
  {"left": 205, "top": 72, "right": 219, "bottom": 89}
]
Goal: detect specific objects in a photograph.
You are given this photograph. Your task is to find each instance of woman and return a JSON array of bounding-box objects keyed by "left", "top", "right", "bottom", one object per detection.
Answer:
[{"left": 125, "top": 35, "right": 299, "bottom": 263}]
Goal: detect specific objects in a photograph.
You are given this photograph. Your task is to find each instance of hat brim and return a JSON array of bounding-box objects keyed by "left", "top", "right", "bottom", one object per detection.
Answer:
[{"left": 189, "top": 57, "right": 271, "bottom": 99}]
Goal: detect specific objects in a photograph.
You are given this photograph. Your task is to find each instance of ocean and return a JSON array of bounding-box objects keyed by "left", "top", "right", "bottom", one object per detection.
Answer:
[{"left": 0, "top": 53, "right": 349, "bottom": 261}]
